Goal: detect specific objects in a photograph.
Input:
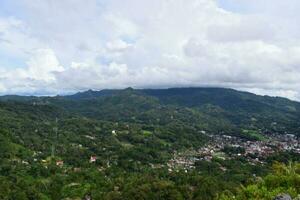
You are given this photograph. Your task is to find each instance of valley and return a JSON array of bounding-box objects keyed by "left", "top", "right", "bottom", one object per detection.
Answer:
[{"left": 0, "top": 87, "right": 300, "bottom": 200}]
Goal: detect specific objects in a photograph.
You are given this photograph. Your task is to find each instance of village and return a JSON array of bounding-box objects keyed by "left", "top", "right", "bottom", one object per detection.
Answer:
[
  {"left": 38, "top": 130, "right": 300, "bottom": 172},
  {"left": 167, "top": 132, "right": 300, "bottom": 172},
  {"left": 19, "top": 128, "right": 300, "bottom": 173}
]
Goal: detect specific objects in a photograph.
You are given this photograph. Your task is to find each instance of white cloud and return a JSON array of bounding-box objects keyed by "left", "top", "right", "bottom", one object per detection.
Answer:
[
  {"left": 0, "top": 0, "right": 299, "bottom": 100},
  {"left": 0, "top": 48, "right": 64, "bottom": 94},
  {"left": 245, "top": 88, "right": 300, "bottom": 101},
  {"left": 106, "top": 39, "right": 133, "bottom": 54},
  {"left": 26, "top": 48, "right": 64, "bottom": 81}
]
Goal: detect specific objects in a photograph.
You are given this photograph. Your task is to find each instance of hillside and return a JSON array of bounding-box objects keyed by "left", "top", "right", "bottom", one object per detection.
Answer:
[
  {"left": 47, "top": 87, "right": 300, "bottom": 136},
  {"left": 0, "top": 87, "right": 299, "bottom": 199}
]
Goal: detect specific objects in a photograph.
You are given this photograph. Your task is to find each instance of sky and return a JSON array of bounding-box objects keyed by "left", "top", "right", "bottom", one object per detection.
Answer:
[{"left": 0, "top": 0, "right": 300, "bottom": 100}]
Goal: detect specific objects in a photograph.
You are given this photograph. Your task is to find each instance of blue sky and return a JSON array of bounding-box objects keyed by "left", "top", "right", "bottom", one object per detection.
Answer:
[
  {"left": 216, "top": 0, "right": 249, "bottom": 13},
  {"left": 0, "top": 0, "right": 300, "bottom": 100}
]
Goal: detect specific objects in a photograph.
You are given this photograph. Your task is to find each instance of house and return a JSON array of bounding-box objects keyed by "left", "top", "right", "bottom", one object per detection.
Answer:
[
  {"left": 112, "top": 130, "right": 117, "bottom": 136},
  {"left": 56, "top": 160, "right": 64, "bottom": 167},
  {"left": 90, "top": 156, "right": 97, "bottom": 163},
  {"left": 22, "top": 160, "right": 29, "bottom": 165},
  {"left": 84, "top": 135, "right": 95, "bottom": 140}
]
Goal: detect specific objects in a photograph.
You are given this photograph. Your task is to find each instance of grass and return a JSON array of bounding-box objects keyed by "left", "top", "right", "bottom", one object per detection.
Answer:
[
  {"left": 142, "top": 130, "right": 153, "bottom": 137},
  {"left": 242, "top": 129, "right": 267, "bottom": 141}
]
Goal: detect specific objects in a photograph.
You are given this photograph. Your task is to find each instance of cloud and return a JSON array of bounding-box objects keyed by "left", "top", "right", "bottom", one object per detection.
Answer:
[
  {"left": 0, "top": 48, "right": 64, "bottom": 95},
  {"left": 26, "top": 49, "right": 64, "bottom": 81},
  {"left": 106, "top": 39, "right": 133, "bottom": 53},
  {"left": 0, "top": 0, "right": 299, "bottom": 101}
]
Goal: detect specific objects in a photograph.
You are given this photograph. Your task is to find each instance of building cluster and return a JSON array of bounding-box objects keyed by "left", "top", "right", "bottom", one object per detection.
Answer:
[
  {"left": 269, "top": 133, "right": 300, "bottom": 153},
  {"left": 167, "top": 151, "right": 197, "bottom": 172},
  {"left": 167, "top": 133, "right": 300, "bottom": 171}
]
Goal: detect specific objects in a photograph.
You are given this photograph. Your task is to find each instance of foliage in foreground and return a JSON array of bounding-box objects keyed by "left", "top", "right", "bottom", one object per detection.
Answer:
[{"left": 220, "top": 162, "right": 300, "bottom": 200}]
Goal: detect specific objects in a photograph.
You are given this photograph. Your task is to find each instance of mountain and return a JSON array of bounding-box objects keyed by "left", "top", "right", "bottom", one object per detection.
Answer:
[
  {"left": 1, "top": 87, "right": 300, "bottom": 141},
  {"left": 0, "top": 87, "right": 299, "bottom": 199},
  {"left": 43, "top": 87, "right": 300, "bottom": 136}
]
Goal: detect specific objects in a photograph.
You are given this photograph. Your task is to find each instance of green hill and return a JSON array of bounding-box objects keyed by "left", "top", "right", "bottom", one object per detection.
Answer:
[{"left": 0, "top": 87, "right": 299, "bottom": 199}]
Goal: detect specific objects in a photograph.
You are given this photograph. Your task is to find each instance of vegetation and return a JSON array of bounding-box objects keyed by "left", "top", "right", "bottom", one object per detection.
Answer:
[
  {"left": 220, "top": 162, "right": 300, "bottom": 200},
  {"left": 0, "top": 87, "right": 299, "bottom": 199}
]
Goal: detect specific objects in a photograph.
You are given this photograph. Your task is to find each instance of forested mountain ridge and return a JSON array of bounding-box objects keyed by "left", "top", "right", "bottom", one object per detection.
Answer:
[
  {"left": 37, "top": 87, "right": 300, "bottom": 135},
  {"left": 2, "top": 87, "right": 300, "bottom": 136},
  {"left": 0, "top": 87, "right": 300, "bottom": 199}
]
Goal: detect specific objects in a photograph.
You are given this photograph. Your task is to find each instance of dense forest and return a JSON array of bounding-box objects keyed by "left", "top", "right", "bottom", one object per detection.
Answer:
[{"left": 0, "top": 87, "right": 300, "bottom": 199}]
